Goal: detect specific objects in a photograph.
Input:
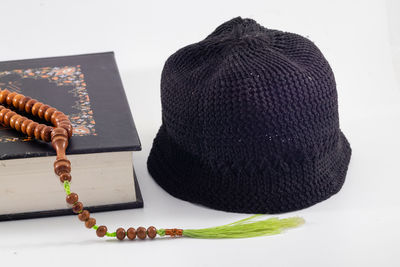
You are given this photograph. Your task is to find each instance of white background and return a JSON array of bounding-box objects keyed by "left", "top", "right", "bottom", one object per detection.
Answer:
[{"left": 0, "top": 0, "right": 399, "bottom": 266}]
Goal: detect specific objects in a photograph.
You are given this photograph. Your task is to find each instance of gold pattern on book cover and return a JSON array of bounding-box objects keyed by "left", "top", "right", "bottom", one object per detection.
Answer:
[{"left": 0, "top": 65, "right": 97, "bottom": 143}]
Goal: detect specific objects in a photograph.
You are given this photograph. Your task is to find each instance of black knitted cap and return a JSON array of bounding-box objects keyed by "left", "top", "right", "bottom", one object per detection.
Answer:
[{"left": 147, "top": 17, "right": 351, "bottom": 213}]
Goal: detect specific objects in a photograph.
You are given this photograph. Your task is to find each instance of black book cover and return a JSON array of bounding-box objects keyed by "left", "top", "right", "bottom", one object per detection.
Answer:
[{"left": 0, "top": 52, "right": 143, "bottom": 221}]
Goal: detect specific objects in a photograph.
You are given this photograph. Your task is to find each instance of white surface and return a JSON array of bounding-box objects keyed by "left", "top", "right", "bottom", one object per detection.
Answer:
[{"left": 0, "top": 0, "right": 399, "bottom": 266}]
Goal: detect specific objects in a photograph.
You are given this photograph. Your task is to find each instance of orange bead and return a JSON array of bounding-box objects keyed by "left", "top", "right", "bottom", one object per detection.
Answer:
[
  {"left": 6, "top": 92, "right": 17, "bottom": 106},
  {"left": 0, "top": 108, "right": 9, "bottom": 122},
  {"left": 78, "top": 210, "right": 90, "bottom": 221},
  {"left": 127, "top": 228, "right": 136, "bottom": 240},
  {"left": 116, "top": 228, "right": 126, "bottom": 240},
  {"left": 18, "top": 96, "right": 31, "bottom": 112},
  {"left": 25, "top": 99, "right": 37, "bottom": 113},
  {"left": 14, "top": 117, "right": 26, "bottom": 132},
  {"left": 38, "top": 104, "right": 49, "bottom": 119},
  {"left": 72, "top": 201, "right": 83, "bottom": 213},
  {"left": 9, "top": 114, "right": 21, "bottom": 129},
  {"left": 26, "top": 121, "right": 38, "bottom": 137},
  {"left": 44, "top": 107, "right": 56, "bottom": 122},
  {"left": 59, "top": 172, "right": 71, "bottom": 182},
  {"left": 85, "top": 218, "right": 96, "bottom": 228},
  {"left": 40, "top": 126, "right": 53, "bottom": 142},
  {"left": 3, "top": 111, "right": 16, "bottom": 127},
  {"left": 34, "top": 124, "right": 45, "bottom": 140},
  {"left": 136, "top": 227, "right": 147, "bottom": 240},
  {"left": 96, "top": 226, "right": 108, "bottom": 237},
  {"left": 12, "top": 94, "right": 24, "bottom": 109},
  {"left": 0, "top": 89, "right": 10, "bottom": 103},
  {"left": 66, "top": 193, "right": 78, "bottom": 204},
  {"left": 147, "top": 226, "right": 157, "bottom": 239}
]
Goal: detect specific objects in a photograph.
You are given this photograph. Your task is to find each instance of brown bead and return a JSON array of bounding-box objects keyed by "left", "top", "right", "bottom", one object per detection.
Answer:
[
  {"left": 18, "top": 96, "right": 31, "bottom": 112},
  {"left": 9, "top": 114, "right": 21, "bottom": 129},
  {"left": 12, "top": 94, "right": 24, "bottom": 109},
  {"left": 44, "top": 107, "right": 56, "bottom": 122},
  {"left": 54, "top": 158, "right": 71, "bottom": 176},
  {"left": 40, "top": 126, "right": 53, "bottom": 142},
  {"left": 6, "top": 92, "right": 17, "bottom": 106},
  {"left": 34, "top": 124, "right": 45, "bottom": 140},
  {"left": 147, "top": 226, "right": 157, "bottom": 239},
  {"left": 31, "top": 102, "right": 43, "bottom": 116},
  {"left": 96, "top": 226, "right": 108, "bottom": 237},
  {"left": 25, "top": 99, "right": 37, "bottom": 113},
  {"left": 127, "top": 227, "right": 136, "bottom": 240},
  {"left": 0, "top": 89, "right": 10, "bottom": 103},
  {"left": 59, "top": 172, "right": 72, "bottom": 182},
  {"left": 26, "top": 121, "right": 38, "bottom": 137},
  {"left": 55, "top": 114, "right": 69, "bottom": 124},
  {"left": 38, "top": 104, "right": 50, "bottom": 119},
  {"left": 0, "top": 108, "right": 9, "bottom": 122},
  {"left": 116, "top": 227, "right": 126, "bottom": 240},
  {"left": 85, "top": 217, "right": 96, "bottom": 228},
  {"left": 136, "top": 227, "right": 147, "bottom": 240},
  {"left": 14, "top": 117, "right": 26, "bottom": 132},
  {"left": 72, "top": 201, "right": 83, "bottom": 213},
  {"left": 66, "top": 192, "right": 78, "bottom": 204},
  {"left": 3, "top": 111, "right": 16, "bottom": 127},
  {"left": 78, "top": 210, "right": 90, "bottom": 221},
  {"left": 20, "top": 119, "right": 33, "bottom": 134},
  {"left": 51, "top": 111, "right": 64, "bottom": 126}
]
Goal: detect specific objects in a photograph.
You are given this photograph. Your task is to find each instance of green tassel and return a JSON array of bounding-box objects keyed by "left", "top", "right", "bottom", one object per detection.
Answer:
[{"left": 158, "top": 215, "right": 304, "bottom": 239}]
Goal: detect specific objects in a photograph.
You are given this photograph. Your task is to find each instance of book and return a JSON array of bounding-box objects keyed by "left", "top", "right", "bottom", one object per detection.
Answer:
[{"left": 0, "top": 52, "right": 143, "bottom": 221}]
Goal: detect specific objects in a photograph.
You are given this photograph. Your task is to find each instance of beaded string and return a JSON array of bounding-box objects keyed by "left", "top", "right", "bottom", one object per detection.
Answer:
[
  {"left": 0, "top": 89, "right": 167, "bottom": 240},
  {"left": 0, "top": 88, "right": 304, "bottom": 240}
]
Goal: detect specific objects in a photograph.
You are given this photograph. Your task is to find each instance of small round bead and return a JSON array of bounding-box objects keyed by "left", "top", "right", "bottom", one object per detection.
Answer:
[
  {"left": 18, "top": 96, "right": 31, "bottom": 112},
  {"left": 44, "top": 107, "right": 56, "bottom": 122},
  {"left": 55, "top": 114, "right": 69, "bottom": 124},
  {"left": 34, "top": 124, "right": 45, "bottom": 140},
  {"left": 31, "top": 102, "right": 43, "bottom": 116},
  {"left": 14, "top": 117, "right": 26, "bottom": 132},
  {"left": 26, "top": 121, "right": 38, "bottom": 137},
  {"left": 136, "top": 227, "right": 147, "bottom": 240},
  {"left": 127, "top": 228, "right": 136, "bottom": 240},
  {"left": 40, "top": 126, "right": 53, "bottom": 142},
  {"left": 116, "top": 228, "right": 126, "bottom": 240},
  {"left": 0, "top": 89, "right": 10, "bottom": 103},
  {"left": 25, "top": 99, "right": 37, "bottom": 113},
  {"left": 72, "top": 201, "right": 83, "bottom": 213},
  {"left": 78, "top": 210, "right": 90, "bottom": 221},
  {"left": 3, "top": 111, "right": 16, "bottom": 127},
  {"left": 0, "top": 108, "right": 9, "bottom": 122},
  {"left": 20, "top": 119, "right": 33, "bottom": 134},
  {"left": 66, "top": 193, "right": 78, "bottom": 204},
  {"left": 51, "top": 111, "right": 64, "bottom": 125},
  {"left": 85, "top": 217, "right": 96, "bottom": 228},
  {"left": 59, "top": 172, "right": 72, "bottom": 182},
  {"left": 38, "top": 104, "right": 50, "bottom": 119},
  {"left": 9, "top": 114, "right": 21, "bottom": 129},
  {"left": 6, "top": 92, "right": 17, "bottom": 106},
  {"left": 147, "top": 226, "right": 157, "bottom": 239},
  {"left": 12, "top": 94, "right": 24, "bottom": 109},
  {"left": 96, "top": 226, "right": 108, "bottom": 237}
]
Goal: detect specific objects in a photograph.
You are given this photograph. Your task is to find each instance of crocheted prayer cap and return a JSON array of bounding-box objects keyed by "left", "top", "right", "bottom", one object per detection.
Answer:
[{"left": 148, "top": 17, "right": 351, "bottom": 213}]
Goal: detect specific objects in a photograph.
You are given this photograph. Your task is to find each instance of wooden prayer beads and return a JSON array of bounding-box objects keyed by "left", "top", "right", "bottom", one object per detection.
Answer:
[{"left": 0, "top": 88, "right": 167, "bottom": 241}]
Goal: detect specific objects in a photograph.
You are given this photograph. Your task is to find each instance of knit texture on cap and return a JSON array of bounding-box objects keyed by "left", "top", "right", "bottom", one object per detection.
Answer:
[{"left": 147, "top": 17, "right": 352, "bottom": 213}]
